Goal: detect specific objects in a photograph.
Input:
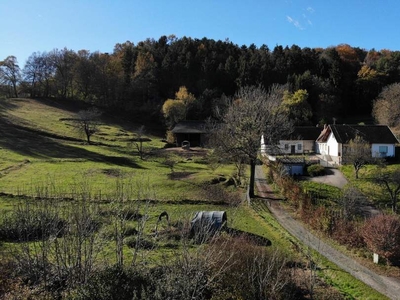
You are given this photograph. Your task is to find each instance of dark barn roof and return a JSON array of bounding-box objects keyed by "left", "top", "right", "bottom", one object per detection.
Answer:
[
  {"left": 317, "top": 125, "right": 399, "bottom": 144},
  {"left": 171, "top": 121, "right": 207, "bottom": 134},
  {"left": 286, "top": 126, "right": 323, "bottom": 141}
]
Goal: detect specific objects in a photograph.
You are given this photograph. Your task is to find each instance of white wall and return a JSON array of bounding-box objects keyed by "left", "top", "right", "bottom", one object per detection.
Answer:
[
  {"left": 371, "top": 144, "right": 396, "bottom": 157},
  {"left": 279, "top": 140, "right": 304, "bottom": 154},
  {"left": 326, "top": 132, "right": 339, "bottom": 156}
]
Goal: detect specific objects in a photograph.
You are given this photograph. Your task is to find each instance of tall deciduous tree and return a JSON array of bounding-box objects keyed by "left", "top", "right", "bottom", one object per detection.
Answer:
[
  {"left": 210, "top": 85, "right": 292, "bottom": 198},
  {"left": 281, "top": 89, "right": 312, "bottom": 125},
  {"left": 162, "top": 86, "right": 196, "bottom": 128},
  {"left": 372, "top": 82, "right": 400, "bottom": 127},
  {"left": 0, "top": 56, "right": 21, "bottom": 97},
  {"left": 374, "top": 168, "right": 400, "bottom": 213}
]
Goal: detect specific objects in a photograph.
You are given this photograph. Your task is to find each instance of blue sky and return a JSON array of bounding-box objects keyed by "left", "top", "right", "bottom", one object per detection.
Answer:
[{"left": 1, "top": 0, "right": 399, "bottom": 67}]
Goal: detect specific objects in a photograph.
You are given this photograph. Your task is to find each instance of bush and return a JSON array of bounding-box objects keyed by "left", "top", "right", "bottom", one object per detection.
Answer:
[
  {"left": 362, "top": 214, "right": 400, "bottom": 263},
  {"left": 307, "top": 164, "right": 325, "bottom": 177},
  {"left": 0, "top": 204, "right": 66, "bottom": 242},
  {"left": 77, "top": 266, "right": 146, "bottom": 300},
  {"left": 332, "top": 219, "right": 365, "bottom": 248}
]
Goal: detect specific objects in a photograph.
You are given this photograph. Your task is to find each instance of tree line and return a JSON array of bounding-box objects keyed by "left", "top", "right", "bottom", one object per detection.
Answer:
[{"left": 2, "top": 35, "right": 400, "bottom": 124}]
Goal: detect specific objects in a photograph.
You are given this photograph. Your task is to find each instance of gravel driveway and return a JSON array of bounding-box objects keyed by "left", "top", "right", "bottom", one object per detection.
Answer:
[{"left": 255, "top": 165, "right": 400, "bottom": 299}]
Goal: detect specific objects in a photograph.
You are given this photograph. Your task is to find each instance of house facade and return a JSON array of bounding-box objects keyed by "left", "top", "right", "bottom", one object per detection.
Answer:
[
  {"left": 316, "top": 124, "right": 398, "bottom": 164},
  {"left": 261, "top": 126, "right": 322, "bottom": 155}
]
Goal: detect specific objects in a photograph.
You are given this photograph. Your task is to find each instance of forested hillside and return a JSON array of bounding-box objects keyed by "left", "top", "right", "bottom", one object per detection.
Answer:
[{"left": 2, "top": 36, "right": 400, "bottom": 125}]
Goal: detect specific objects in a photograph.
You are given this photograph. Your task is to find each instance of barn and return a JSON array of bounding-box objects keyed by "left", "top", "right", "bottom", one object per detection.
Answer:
[{"left": 171, "top": 120, "right": 208, "bottom": 147}]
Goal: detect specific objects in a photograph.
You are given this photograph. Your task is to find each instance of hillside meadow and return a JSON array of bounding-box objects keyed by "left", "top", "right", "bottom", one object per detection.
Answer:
[{"left": 0, "top": 98, "right": 386, "bottom": 299}]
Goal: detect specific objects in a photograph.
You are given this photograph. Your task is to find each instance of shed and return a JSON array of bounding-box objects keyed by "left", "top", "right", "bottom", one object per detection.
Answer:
[
  {"left": 190, "top": 211, "right": 227, "bottom": 237},
  {"left": 277, "top": 157, "right": 306, "bottom": 176},
  {"left": 171, "top": 120, "right": 208, "bottom": 147}
]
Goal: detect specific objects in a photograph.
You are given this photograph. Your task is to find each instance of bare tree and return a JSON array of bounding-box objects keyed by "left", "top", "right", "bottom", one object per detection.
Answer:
[
  {"left": 337, "top": 186, "right": 365, "bottom": 220},
  {"left": 0, "top": 56, "right": 21, "bottom": 97},
  {"left": 73, "top": 107, "right": 102, "bottom": 144},
  {"left": 210, "top": 85, "right": 292, "bottom": 198},
  {"left": 344, "top": 135, "right": 372, "bottom": 179},
  {"left": 374, "top": 167, "right": 400, "bottom": 213},
  {"left": 372, "top": 82, "right": 400, "bottom": 127},
  {"left": 129, "top": 125, "right": 151, "bottom": 160}
]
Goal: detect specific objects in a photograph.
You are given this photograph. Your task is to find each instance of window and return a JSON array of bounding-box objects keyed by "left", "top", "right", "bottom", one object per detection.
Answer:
[
  {"left": 297, "top": 144, "right": 302, "bottom": 151},
  {"left": 284, "top": 144, "right": 288, "bottom": 150},
  {"left": 379, "top": 146, "right": 388, "bottom": 156}
]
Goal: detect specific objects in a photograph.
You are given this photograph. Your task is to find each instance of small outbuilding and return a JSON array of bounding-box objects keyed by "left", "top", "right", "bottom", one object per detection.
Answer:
[
  {"left": 277, "top": 157, "right": 307, "bottom": 176},
  {"left": 190, "top": 211, "right": 227, "bottom": 238},
  {"left": 171, "top": 120, "right": 208, "bottom": 147}
]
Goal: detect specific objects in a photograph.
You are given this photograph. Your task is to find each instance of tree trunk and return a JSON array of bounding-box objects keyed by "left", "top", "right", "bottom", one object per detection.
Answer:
[
  {"left": 392, "top": 197, "right": 397, "bottom": 213},
  {"left": 12, "top": 83, "right": 18, "bottom": 98},
  {"left": 249, "top": 159, "right": 256, "bottom": 198}
]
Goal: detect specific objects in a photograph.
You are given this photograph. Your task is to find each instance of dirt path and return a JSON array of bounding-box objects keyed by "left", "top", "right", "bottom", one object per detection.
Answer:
[{"left": 255, "top": 165, "right": 400, "bottom": 299}]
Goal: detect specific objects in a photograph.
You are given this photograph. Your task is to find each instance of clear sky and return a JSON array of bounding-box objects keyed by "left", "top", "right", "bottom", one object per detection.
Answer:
[{"left": 2, "top": 0, "right": 400, "bottom": 67}]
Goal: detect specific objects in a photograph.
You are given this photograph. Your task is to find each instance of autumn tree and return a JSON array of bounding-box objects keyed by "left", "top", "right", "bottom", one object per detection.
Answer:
[
  {"left": 373, "top": 82, "right": 400, "bottom": 127},
  {"left": 281, "top": 89, "right": 312, "bottom": 125},
  {"left": 0, "top": 56, "right": 21, "bottom": 97},
  {"left": 362, "top": 214, "right": 400, "bottom": 263},
  {"left": 210, "top": 85, "right": 292, "bottom": 198},
  {"left": 162, "top": 86, "right": 196, "bottom": 128},
  {"left": 344, "top": 135, "right": 372, "bottom": 179}
]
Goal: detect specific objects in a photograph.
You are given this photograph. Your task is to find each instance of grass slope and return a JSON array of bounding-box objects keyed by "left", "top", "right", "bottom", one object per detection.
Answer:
[{"left": 0, "top": 98, "right": 387, "bottom": 299}]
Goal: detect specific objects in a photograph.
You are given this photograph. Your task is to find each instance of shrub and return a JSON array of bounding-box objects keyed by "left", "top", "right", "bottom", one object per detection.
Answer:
[
  {"left": 332, "top": 219, "right": 365, "bottom": 248},
  {"left": 77, "top": 266, "right": 146, "bottom": 300},
  {"left": 307, "top": 164, "right": 325, "bottom": 177},
  {"left": 0, "top": 203, "right": 66, "bottom": 242},
  {"left": 362, "top": 214, "right": 400, "bottom": 263}
]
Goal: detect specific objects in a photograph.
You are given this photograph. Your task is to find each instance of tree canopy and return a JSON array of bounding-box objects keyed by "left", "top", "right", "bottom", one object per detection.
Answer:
[
  {"left": 209, "top": 85, "right": 292, "bottom": 198},
  {"left": 2, "top": 37, "right": 400, "bottom": 125}
]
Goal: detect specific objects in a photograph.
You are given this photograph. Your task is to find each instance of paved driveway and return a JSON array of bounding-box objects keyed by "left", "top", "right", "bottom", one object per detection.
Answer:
[
  {"left": 305, "top": 168, "right": 348, "bottom": 189},
  {"left": 255, "top": 165, "right": 400, "bottom": 299}
]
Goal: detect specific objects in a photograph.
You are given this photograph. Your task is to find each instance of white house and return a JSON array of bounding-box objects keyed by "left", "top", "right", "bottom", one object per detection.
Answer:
[
  {"left": 261, "top": 126, "right": 322, "bottom": 155},
  {"left": 316, "top": 124, "right": 398, "bottom": 164}
]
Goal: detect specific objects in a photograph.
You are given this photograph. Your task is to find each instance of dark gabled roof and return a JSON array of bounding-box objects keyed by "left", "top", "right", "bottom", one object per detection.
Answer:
[
  {"left": 318, "top": 124, "right": 398, "bottom": 144},
  {"left": 283, "top": 126, "right": 322, "bottom": 141},
  {"left": 171, "top": 120, "right": 207, "bottom": 134}
]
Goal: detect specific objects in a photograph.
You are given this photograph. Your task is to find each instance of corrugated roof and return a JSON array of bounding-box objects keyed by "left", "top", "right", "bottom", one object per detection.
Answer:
[{"left": 171, "top": 120, "right": 207, "bottom": 134}]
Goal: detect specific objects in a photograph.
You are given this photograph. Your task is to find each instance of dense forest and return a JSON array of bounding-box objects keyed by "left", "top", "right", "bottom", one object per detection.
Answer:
[{"left": 2, "top": 35, "right": 400, "bottom": 125}]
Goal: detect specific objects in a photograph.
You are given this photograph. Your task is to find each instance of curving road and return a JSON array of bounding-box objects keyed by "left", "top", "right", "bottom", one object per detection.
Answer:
[{"left": 255, "top": 165, "right": 400, "bottom": 299}]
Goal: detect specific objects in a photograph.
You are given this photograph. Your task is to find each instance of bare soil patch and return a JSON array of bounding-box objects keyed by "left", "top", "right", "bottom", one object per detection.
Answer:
[{"left": 161, "top": 147, "right": 209, "bottom": 158}]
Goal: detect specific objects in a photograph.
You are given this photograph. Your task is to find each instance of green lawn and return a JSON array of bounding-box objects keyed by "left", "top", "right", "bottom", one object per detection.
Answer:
[
  {"left": 0, "top": 98, "right": 390, "bottom": 299},
  {"left": 341, "top": 164, "right": 400, "bottom": 209}
]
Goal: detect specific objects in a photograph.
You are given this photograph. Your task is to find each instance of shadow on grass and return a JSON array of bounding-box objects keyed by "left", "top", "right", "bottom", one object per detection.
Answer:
[
  {"left": 226, "top": 228, "right": 272, "bottom": 246},
  {"left": 32, "top": 97, "right": 90, "bottom": 113},
  {"left": 0, "top": 118, "right": 145, "bottom": 169}
]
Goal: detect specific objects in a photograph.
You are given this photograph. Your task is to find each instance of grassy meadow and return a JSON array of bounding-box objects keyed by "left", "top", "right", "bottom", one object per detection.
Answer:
[{"left": 0, "top": 98, "right": 387, "bottom": 299}]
